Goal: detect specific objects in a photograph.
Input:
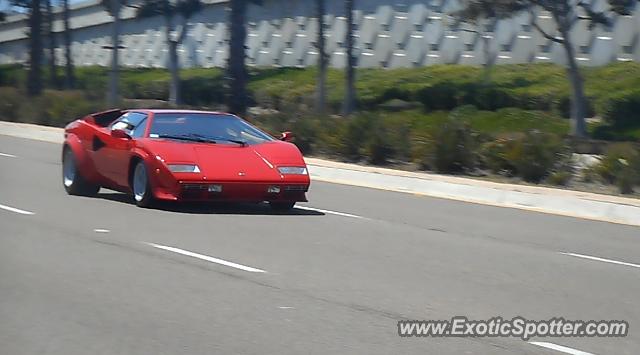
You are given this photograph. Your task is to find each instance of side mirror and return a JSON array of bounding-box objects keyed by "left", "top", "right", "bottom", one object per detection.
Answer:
[
  {"left": 280, "top": 131, "right": 294, "bottom": 142},
  {"left": 111, "top": 128, "right": 131, "bottom": 139}
]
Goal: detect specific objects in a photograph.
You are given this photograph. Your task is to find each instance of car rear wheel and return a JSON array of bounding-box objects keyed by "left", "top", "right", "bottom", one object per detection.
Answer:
[
  {"left": 62, "top": 147, "right": 100, "bottom": 196},
  {"left": 132, "top": 161, "right": 154, "bottom": 208},
  {"left": 269, "top": 201, "right": 296, "bottom": 212}
]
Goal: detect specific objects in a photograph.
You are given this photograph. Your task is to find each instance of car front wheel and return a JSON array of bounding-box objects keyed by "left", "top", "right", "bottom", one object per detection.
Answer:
[
  {"left": 132, "top": 161, "right": 155, "bottom": 208},
  {"left": 62, "top": 147, "right": 100, "bottom": 196}
]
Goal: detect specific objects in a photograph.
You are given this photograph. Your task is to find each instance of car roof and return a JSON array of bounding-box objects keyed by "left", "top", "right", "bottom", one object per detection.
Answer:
[{"left": 131, "top": 109, "right": 237, "bottom": 116}]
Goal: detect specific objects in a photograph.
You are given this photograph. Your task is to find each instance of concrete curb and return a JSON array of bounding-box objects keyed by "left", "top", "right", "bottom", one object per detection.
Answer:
[{"left": 2, "top": 120, "right": 639, "bottom": 226}]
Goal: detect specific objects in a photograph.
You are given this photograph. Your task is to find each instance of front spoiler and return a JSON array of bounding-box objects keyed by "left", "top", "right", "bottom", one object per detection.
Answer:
[{"left": 153, "top": 181, "right": 309, "bottom": 203}]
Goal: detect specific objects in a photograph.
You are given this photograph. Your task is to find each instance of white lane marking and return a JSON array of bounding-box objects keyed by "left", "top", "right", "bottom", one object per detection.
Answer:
[
  {"left": 296, "top": 206, "right": 367, "bottom": 219},
  {"left": 0, "top": 203, "right": 34, "bottom": 215},
  {"left": 0, "top": 152, "right": 17, "bottom": 158},
  {"left": 560, "top": 252, "right": 640, "bottom": 270},
  {"left": 94, "top": 229, "right": 110, "bottom": 233},
  {"left": 278, "top": 306, "right": 295, "bottom": 309},
  {"left": 146, "top": 243, "right": 266, "bottom": 273},
  {"left": 528, "top": 341, "right": 595, "bottom": 355}
]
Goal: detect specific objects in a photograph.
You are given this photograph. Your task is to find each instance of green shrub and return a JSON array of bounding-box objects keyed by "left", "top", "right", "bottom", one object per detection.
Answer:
[
  {"left": 7, "top": 89, "right": 104, "bottom": 127},
  {"left": 557, "top": 95, "right": 596, "bottom": 119},
  {"left": 124, "top": 79, "right": 169, "bottom": 101},
  {"left": 416, "top": 82, "right": 461, "bottom": 111},
  {"left": 0, "top": 64, "right": 25, "bottom": 88},
  {"left": 480, "top": 137, "right": 518, "bottom": 175},
  {"left": 46, "top": 90, "right": 104, "bottom": 126},
  {"left": 504, "top": 130, "right": 565, "bottom": 183},
  {"left": 547, "top": 171, "right": 573, "bottom": 186},
  {"left": 429, "top": 115, "right": 479, "bottom": 173},
  {"left": 581, "top": 166, "right": 600, "bottom": 183},
  {"left": 365, "top": 121, "right": 394, "bottom": 165},
  {"left": 289, "top": 117, "right": 320, "bottom": 155},
  {"left": 334, "top": 114, "right": 372, "bottom": 160},
  {"left": 472, "top": 85, "right": 515, "bottom": 111},
  {"left": 597, "top": 89, "right": 640, "bottom": 128},
  {"left": 17, "top": 96, "right": 49, "bottom": 125},
  {"left": 595, "top": 143, "right": 640, "bottom": 193},
  {"left": 0, "top": 87, "right": 22, "bottom": 122},
  {"left": 75, "top": 66, "right": 109, "bottom": 99}
]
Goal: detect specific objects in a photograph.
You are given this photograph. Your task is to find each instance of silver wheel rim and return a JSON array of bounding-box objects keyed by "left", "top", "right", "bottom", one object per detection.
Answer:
[
  {"left": 133, "top": 163, "right": 147, "bottom": 202},
  {"left": 63, "top": 149, "right": 76, "bottom": 187}
]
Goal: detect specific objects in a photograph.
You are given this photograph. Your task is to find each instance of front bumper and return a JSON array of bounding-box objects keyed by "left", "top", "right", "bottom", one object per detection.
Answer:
[{"left": 153, "top": 181, "right": 309, "bottom": 202}]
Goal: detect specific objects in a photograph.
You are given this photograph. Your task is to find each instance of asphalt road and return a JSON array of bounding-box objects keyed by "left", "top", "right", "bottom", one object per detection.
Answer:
[{"left": 1, "top": 134, "right": 639, "bottom": 355}]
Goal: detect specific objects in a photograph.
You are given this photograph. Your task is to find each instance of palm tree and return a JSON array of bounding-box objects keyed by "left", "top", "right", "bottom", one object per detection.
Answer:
[
  {"left": 62, "top": 0, "right": 74, "bottom": 88},
  {"left": 315, "top": 0, "right": 327, "bottom": 114},
  {"left": 11, "top": 0, "right": 45, "bottom": 95},
  {"left": 136, "top": 0, "right": 203, "bottom": 106},
  {"left": 46, "top": 0, "right": 59, "bottom": 88},
  {"left": 342, "top": 0, "right": 356, "bottom": 115},
  {"left": 454, "top": 0, "right": 640, "bottom": 137},
  {"left": 101, "top": 0, "right": 125, "bottom": 106},
  {"left": 227, "top": 0, "right": 262, "bottom": 116},
  {"left": 27, "top": 0, "right": 44, "bottom": 96}
]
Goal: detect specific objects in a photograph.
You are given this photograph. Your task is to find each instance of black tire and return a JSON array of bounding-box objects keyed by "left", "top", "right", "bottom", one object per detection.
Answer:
[
  {"left": 131, "top": 161, "right": 155, "bottom": 208},
  {"left": 269, "top": 201, "right": 296, "bottom": 212},
  {"left": 62, "top": 147, "right": 100, "bottom": 196}
]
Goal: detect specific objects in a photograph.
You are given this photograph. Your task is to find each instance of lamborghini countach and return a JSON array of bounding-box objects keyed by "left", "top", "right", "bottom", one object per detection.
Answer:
[{"left": 62, "top": 109, "right": 310, "bottom": 210}]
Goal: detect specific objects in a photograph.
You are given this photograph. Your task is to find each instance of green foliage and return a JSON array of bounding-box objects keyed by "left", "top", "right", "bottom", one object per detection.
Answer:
[
  {"left": 42, "top": 90, "right": 103, "bottom": 126},
  {"left": 547, "top": 171, "right": 573, "bottom": 186},
  {"left": 481, "top": 131, "right": 566, "bottom": 182},
  {"left": 597, "top": 89, "right": 640, "bottom": 128},
  {"left": 480, "top": 137, "right": 518, "bottom": 175},
  {"left": 1, "top": 88, "right": 105, "bottom": 127},
  {"left": 505, "top": 130, "right": 566, "bottom": 183},
  {"left": 0, "top": 87, "right": 22, "bottom": 122},
  {"left": 337, "top": 113, "right": 372, "bottom": 160},
  {"left": 74, "top": 66, "right": 109, "bottom": 99},
  {"left": 0, "top": 64, "right": 25, "bottom": 88},
  {"left": 2, "top": 63, "right": 640, "bottom": 139},
  {"left": 429, "top": 115, "right": 479, "bottom": 173},
  {"left": 595, "top": 143, "right": 640, "bottom": 193}
]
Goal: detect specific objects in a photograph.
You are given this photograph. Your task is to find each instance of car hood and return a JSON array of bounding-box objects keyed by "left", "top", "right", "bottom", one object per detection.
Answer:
[{"left": 142, "top": 140, "right": 306, "bottom": 181}]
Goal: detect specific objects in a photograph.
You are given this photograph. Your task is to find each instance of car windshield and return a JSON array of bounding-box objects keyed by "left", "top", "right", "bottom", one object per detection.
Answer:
[{"left": 148, "top": 113, "right": 274, "bottom": 146}]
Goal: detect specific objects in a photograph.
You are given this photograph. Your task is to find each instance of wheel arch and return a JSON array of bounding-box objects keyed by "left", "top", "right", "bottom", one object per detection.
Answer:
[
  {"left": 128, "top": 155, "right": 144, "bottom": 189},
  {"left": 127, "top": 149, "right": 152, "bottom": 189},
  {"left": 63, "top": 133, "right": 100, "bottom": 182}
]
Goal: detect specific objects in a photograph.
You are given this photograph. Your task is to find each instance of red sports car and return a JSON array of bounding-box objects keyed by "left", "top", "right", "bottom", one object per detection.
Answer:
[{"left": 62, "top": 109, "right": 310, "bottom": 210}]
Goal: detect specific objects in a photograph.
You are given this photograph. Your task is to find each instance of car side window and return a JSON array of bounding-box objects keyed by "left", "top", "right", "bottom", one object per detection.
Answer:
[
  {"left": 110, "top": 112, "right": 148, "bottom": 136},
  {"left": 131, "top": 118, "right": 147, "bottom": 138}
]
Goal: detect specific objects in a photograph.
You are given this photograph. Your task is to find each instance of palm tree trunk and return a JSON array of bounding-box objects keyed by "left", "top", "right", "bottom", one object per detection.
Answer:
[
  {"left": 164, "top": 16, "right": 180, "bottom": 106},
  {"left": 342, "top": 0, "right": 356, "bottom": 115},
  {"left": 46, "top": 0, "right": 59, "bottom": 88},
  {"left": 481, "top": 32, "right": 494, "bottom": 85},
  {"left": 227, "top": 0, "right": 249, "bottom": 116},
  {"left": 63, "top": 0, "right": 74, "bottom": 89},
  {"left": 108, "top": 0, "right": 120, "bottom": 106},
  {"left": 167, "top": 32, "right": 180, "bottom": 106},
  {"left": 315, "top": 0, "right": 327, "bottom": 114},
  {"left": 27, "top": 0, "right": 44, "bottom": 96},
  {"left": 558, "top": 25, "right": 587, "bottom": 137}
]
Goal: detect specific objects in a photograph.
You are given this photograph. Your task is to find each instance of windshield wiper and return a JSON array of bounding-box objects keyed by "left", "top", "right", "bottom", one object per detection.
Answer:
[
  {"left": 222, "top": 139, "right": 248, "bottom": 147},
  {"left": 157, "top": 134, "right": 217, "bottom": 143},
  {"left": 209, "top": 137, "right": 248, "bottom": 146}
]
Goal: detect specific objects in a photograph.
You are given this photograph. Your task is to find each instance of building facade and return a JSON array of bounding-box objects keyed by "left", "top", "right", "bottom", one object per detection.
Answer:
[{"left": 0, "top": 0, "right": 638, "bottom": 69}]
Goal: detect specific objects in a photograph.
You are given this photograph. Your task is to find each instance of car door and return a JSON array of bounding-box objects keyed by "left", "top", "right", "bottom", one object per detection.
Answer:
[{"left": 93, "top": 112, "right": 148, "bottom": 188}]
